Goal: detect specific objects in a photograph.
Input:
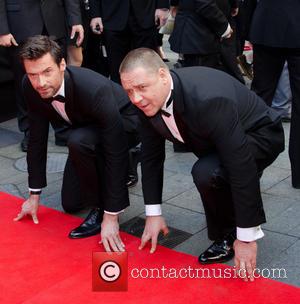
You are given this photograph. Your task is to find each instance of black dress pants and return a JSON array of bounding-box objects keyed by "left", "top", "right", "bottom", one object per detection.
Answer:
[
  {"left": 61, "top": 125, "right": 139, "bottom": 213},
  {"left": 191, "top": 124, "right": 284, "bottom": 241},
  {"left": 251, "top": 44, "right": 300, "bottom": 187}
]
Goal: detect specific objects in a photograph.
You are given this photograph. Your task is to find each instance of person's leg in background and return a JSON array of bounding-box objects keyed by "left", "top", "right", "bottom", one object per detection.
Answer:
[
  {"left": 287, "top": 50, "right": 300, "bottom": 188},
  {"left": 251, "top": 44, "right": 285, "bottom": 106},
  {"left": 271, "top": 62, "right": 292, "bottom": 121}
]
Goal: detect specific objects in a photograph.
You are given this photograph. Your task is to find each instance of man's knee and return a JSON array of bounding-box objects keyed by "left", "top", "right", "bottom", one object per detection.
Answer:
[
  {"left": 191, "top": 160, "right": 227, "bottom": 189},
  {"left": 67, "top": 130, "right": 94, "bottom": 153}
]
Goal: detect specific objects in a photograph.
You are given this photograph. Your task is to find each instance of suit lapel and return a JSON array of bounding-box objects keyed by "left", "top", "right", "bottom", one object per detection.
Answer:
[
  {"left": 64, "top": 69, "right": 75, "bottom": 123},
  {"left": 149, "top": 113, "right": 179, "bottom": 143},
  {"left": 171, "top": 70, "right": 190, "bottom": 145}
]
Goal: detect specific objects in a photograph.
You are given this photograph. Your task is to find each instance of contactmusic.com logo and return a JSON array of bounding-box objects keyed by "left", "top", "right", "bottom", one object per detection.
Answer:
[{"left": 92, "top": 252, "right": 128, "bottom": 291}]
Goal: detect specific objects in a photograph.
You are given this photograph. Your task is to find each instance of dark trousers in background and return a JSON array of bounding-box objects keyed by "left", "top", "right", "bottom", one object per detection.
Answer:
[
  {"left": 104, "top": 13, "right": 157, "bottom": 84},
  {"left": 251, "top": 44, "right": 300, "bottom": 187}
]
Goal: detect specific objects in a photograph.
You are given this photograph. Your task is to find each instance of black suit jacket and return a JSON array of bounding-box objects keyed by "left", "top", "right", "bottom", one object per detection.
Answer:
[
  {"left": 23, "top": 66, "right": 136, "bottom": 212},
  {"left": 139, "top": 67, "right": 284, "bottom": 228},
  {"left": 169, "top": 0, "right": 228, "bottom": 54},
  {"left": 0, "top": 0, "right": 82, "bottom": 43},
  {"left": 90, "top": 0, "right": 169, "bottom": 31},
  {"left": 249, "top": 0, "right": 300, "bottom": 48}
]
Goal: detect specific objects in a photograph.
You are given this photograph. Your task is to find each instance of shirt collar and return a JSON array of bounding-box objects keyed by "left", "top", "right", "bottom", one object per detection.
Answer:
[
  {"left": 53, "top": 79, "right": 65, "bottom": 98},
  {"left": 162, "top": 78, "right": 174, "bottom": 112}
]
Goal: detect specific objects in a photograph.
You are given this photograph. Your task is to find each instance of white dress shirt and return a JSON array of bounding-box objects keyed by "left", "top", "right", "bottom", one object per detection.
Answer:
[{"left": 145, "top": 80, "right": 264, "bottom": 242}]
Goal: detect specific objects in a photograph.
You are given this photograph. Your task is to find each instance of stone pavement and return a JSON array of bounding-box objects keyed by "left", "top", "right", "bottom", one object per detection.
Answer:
[{"left": 0, "top": 42, "right": 299, "bottom": 288}]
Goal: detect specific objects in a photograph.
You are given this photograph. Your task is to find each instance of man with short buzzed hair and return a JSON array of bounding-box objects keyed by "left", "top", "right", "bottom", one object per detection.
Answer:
[{"left": 120, "top": 48, "right": 284, "bottom": 281}]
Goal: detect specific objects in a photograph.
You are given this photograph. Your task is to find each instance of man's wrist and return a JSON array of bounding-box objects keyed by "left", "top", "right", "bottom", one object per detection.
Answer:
[{"left": 29, "top": 190, "right": 42, "bottom": 195}]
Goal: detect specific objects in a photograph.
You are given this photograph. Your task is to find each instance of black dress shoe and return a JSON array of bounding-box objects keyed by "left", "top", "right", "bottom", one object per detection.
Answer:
[
  {"left": 21, "top": 131, "right": 29, "bottom": 152},
  {"left": 127, "top": 145, "right": 141, "bottom": 188},
  {"left": 198, "top": 231, "right": 236, "bottom": 264},
  {"left": 55, "top": 138, "right": 67, "bottom": 146},
  {"left": 126, "top": 174, "right": 138, "bottom": 187},
  {"left": 68, "top": 208, "right": 103, "bottom": 239}
]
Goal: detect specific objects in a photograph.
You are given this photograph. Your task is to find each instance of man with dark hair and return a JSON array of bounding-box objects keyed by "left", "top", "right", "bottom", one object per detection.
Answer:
[
  {"left": 0, "top": 0, "right": 84, "bottom": 152},
  {"left": 120, "top": 48, "right": 284, "bottom": 281},
  {"left": 14, "top": 35, "right": 140, "bottom": 252}
]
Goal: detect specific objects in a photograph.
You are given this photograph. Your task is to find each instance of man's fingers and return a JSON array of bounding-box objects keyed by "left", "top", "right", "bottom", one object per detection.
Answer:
[
  {"left": 162, "top": 226, "right": 169, "bottom": 236},
  {"left": 112, "top": 236, "right": 125, "bottom": 252},
  {"left": 70, "top": 28, "right": 75, "bottom": 39},
  {"left": 11, "top": 36, "right": 18, "bottom": 46},
  {"left": 102, "top": 238, "right": 111, "bottom": 252},
  {"left": 31, "top": 213, "right": 39, "bottom": 224},
  {"left": 150, "top": 235, "right": 158, "bottom": 254},
  {"left": 246, "top": 262, "right": 254, "bottom": 282},
  {"left": 239, "top": 261, "right": 248, "bottom": 281},
  {"left": 139, "top": 234, "right": 150, "bottom": 250},
  {"left": 107, "top": 237, "right": 119, "bottom": 252},
  {"left": 13, "top": 211, "right": 25, "bottom": 222},
  {"left": 76, "top": 30, "right": 84, "bottom": 46}
]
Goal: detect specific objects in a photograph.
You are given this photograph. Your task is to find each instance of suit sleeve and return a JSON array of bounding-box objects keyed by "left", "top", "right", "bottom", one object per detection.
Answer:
[
  {"left": 139, "top": 113, "right": 166, "bottom": 205},
  {"left": 90, "top": 84, "right": 130, "bottom": 212},
  {"left": 196, "top": 97, "right": 266, "bottom": 228},
  {"left": 23, "top": 79, "right": 49, "bottom": 189},
  {"left": 0, "top": 0, "right": 10, "bottom": 35},
  {"left": 156, "top": 0, "right": 170, "bottom": 9},
  {"left": 195, "top": 0, "right": 229, "bottom": 37},
  {"left": 64, "top": 0, "right": 82, "bottom": 26},
  {"left": 89, "top": 0, "right": 101, "bottom": 19}
]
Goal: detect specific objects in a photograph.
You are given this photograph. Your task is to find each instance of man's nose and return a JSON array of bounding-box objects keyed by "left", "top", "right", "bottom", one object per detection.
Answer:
[
  {"left": 37, "top": 75, "right": 46, "bottom": 87},
  {"left": 132, "top": 91, "right": 142, "bottom": 104}
]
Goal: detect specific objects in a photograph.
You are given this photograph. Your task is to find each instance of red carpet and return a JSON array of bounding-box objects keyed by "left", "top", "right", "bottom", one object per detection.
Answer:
[{"left": 0, "top": 192, "right": 299, "bottom": 303}]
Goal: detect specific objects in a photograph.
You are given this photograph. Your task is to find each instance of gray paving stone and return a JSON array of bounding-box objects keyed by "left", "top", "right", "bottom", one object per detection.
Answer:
[
  {"left": 174, "top": 229, "right": 211, "bottom": 257},
  {"left": 271, "top": 240, "right": 300, "bottom": 287},
  {"left": 166, "top": 186, "right": 205, "bottom": 213},
  {"left": 264, "top": 201, "right": 300, "bottom": 236},
  {"left": 271, "top": 150, "right": 291, "bottom": 170},
  {"left": 255, "top": 230, "right": 298, "bottom": 266},
  {"left": 119, "top": 194, "right": 145, "bottom": 225},
  {"left": 140, "top": 203, "right": 206, "bottom": 234},
  {"left": 260, "top": 165, "right": 290, "bottom": 191},
  {"left": 0, "top": 143, "right": 26, "bottom": 159},
  {"left": 0, "top": 118, "right": 19, "bottom": 132},
  {"left": 164, "top": 152, "right": 197, "bottom": 176},
  {"left": 130, "top": 171, "right": 195, "bottom": 201},
  {"left": 262, "top": 193, "right": 297, "bottom": 220},
  {"left": 264, "top": 177, "right": 299, "bottom": 199},
  {"left": 40, "top": 192, "right": 63, "bottom": 212},
  {"left": 0, "top": 183, "right": 24, "bottom": 198}
]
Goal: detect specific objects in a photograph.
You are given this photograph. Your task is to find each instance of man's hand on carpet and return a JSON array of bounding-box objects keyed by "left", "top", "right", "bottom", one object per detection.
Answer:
[
  {"left": 13, "top": 195, "right": 39, "bottom": 224},
  {"left": 100, "top": 213, "right": 125, "bottom": 252},
  {"left": 234, "top": 240, "right": 257, "bottom": 282},
  {"left": 139, "top": 216, "right": 169, "bottom": 253}
]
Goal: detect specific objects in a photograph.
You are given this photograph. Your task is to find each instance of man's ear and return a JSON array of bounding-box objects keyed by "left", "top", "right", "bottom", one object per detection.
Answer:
[
  {"left": 60, "top": 58, "right": 66, "bottom": 71},
  {"left": 158, "top": 67, "right": 169, "bottom": 85}
]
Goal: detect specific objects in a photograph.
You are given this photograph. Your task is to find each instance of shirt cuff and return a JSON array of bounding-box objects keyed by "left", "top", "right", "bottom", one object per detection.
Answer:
[
  {"left": 145, "top": 204, "right": 162, "bottom": 216},
  {"left": 104, "top": 209, "right": 124, "bottom": 215},
  {"left": 221, "top": 23, "right": 232, "bottom": 38},
  {"left": 29, "top": 188, "right": 42, "bottom": 192},
  {"left": 237, "top": 226, "right": 264, "bottom": 242}
]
